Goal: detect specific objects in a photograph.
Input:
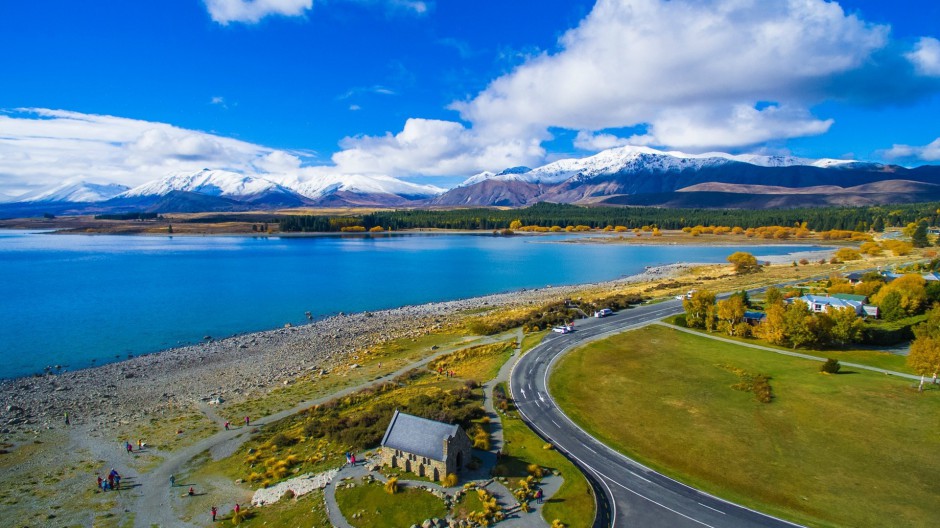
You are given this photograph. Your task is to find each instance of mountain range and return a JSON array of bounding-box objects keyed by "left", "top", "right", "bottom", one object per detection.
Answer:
[{"left": 3, "top": 146, "right": 940, "bottom": 217}]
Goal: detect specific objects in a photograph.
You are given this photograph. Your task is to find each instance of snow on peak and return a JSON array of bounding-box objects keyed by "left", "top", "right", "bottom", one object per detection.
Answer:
[
  {"left": 292, "top": 173, "right": 445, "bottom": 199},
  {"left": 120, "top": 169, "right": 288, "bottom": 199},
  {"left": 462, "top": 145, "right": 865, "bottom": 186},
  {"left": 20, "top": 180, "right": 130, "bottom": 203}
]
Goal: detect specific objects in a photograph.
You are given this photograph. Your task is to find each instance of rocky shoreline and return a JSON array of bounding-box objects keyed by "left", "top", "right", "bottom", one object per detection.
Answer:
[{"left": 0, "top": 263, "right": 696, "bottom": 436}]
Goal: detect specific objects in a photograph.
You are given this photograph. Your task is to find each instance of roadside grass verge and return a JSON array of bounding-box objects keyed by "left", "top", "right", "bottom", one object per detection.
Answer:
[
  {"left": 663, "top": 316, "right": 914, "bottom": 374},
  {"left": 335, "top": 477, "right": 448, "bottom": 528},
  {"left": 550, "top": 324, "right": 940, "bottom": 528},
  {"left": 496, "top": 382, "right": 595, "bottom": 528},
  {"left": 520, "top": 330, "right": 548, "bottom": 354}
]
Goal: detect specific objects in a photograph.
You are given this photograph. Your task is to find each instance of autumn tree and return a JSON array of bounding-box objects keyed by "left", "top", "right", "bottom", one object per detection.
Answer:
[
  {"left": 908, "top": 307, "right": 940, "bottom": 390},
  {"left": 716, "top": 295, "right": 747, "bottom": 336},
  {"left": 763, "top": 286, "right": 783, "bottom": 307},
  {"left": 783, "top": 300, "right": 817, "bottom": 349},
  {"left": 756, "top": 302, "right": 787, "bottom": 345},
  {"left": 509, "top": 219, "right": 523, "bottom": 230},
  {"left": 727, "top": 252, "right": 760, "bottom": 274},
  {"left": 871, "top": 274, "right": 928, "bottom": 319},
  {"left": 683, "top": 290, "right": 716, "bottom": 330},
  {"left": 828, "top": 306, "right": 864, "bottom": 346},
  {"left": 834, "top": 248, "right": 862, "bottom": 261}
]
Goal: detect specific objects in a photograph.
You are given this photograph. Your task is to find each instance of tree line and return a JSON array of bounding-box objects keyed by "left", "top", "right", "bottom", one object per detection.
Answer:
[{"left": 278, "top": 202, "right": 940, "bottom": 233}]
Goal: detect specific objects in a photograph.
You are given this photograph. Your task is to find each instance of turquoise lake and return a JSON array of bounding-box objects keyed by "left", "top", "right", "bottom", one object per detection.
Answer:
[{"left": 0, "top": 230, "right": 823, "bottom": 378}]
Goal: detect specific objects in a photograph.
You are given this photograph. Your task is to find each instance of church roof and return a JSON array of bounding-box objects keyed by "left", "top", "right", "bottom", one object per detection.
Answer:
[{"left": 380, "top": 410, "right": 460, "bottom": 462}]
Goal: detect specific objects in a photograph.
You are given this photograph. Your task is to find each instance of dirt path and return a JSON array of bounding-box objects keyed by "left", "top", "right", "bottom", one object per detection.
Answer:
[{"left": 130, "top": 332, "right": 512, "bottom": 527}]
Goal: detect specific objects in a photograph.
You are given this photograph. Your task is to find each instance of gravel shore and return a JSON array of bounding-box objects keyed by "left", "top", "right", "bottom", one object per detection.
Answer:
[{"left": 0, "top": 263, "right": 694, "bottom": 435}]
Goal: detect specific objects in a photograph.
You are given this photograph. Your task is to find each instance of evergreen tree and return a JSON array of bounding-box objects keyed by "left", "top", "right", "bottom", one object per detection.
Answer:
[
  {"left": 871, "top": 216, "right": 885, "bottom": 232},
  {"left": 912, "top": 220, "right": 929, "bottom": 248}
]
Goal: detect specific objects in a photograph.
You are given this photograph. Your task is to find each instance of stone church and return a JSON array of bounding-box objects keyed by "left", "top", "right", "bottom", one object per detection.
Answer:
[{"left": 379, "top": 410, "right": 473, "bottom": 482}]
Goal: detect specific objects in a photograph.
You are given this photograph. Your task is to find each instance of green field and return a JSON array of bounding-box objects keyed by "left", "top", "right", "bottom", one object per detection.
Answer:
[
  {"left": 550, "top": 324, "right": 940, "bottom": 528},
  {"left": 335, "top": 478, "right": 448, "bottom": 528}
]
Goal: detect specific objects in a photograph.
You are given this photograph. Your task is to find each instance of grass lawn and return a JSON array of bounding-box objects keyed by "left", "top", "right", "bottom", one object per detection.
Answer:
[
  {"left": 232, "top": 490, "right": 330, "bottom": 528},
  {"left": 550, "top": 324, "right": 940, "bottom": 528},
  {"left": 498, "top": 406, "right": 596, "bottom": 528},
  {"left": 335, "top": 478, "right": 448, "bottom": 528}
]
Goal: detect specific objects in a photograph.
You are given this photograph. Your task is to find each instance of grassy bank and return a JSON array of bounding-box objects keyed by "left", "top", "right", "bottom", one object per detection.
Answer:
[{"left": 550, "top": 324, "right": 940, "bottom": 528}]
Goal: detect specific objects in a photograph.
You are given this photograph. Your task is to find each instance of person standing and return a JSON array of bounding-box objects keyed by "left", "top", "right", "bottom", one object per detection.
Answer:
[
  {"left": 244, "top": 416, "right": 250, "bottom": 427},
  {"left": 170, "top": 474, "right": 175, "bottom": 487},
  {"left": 536, "top": 488, "right": 543, "bottom": 504},
  {"left": 64, "top": 411, "right": 70, "bottom": 426},
  {"left": 211, "top": 506, "right": 217, "bottom": 521}
]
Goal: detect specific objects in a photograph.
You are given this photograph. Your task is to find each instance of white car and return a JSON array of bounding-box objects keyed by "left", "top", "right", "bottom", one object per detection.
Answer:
[
  {"left": 594, "top": 308, "right": 613, "bottom": 318},
  {"left": 552, "top": 324, "right": 573, "bottom": 334}
]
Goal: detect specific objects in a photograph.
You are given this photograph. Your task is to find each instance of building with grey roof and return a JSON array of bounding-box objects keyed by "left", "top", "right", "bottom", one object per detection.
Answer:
[{"left": 379, "top": 410, "right": 472, "bottom": 482}]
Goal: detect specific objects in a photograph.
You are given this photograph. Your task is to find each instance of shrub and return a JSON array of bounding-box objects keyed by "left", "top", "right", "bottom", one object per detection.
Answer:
[
  {"left": 526, "top": 464, "right": 544, "bottom": 478},
  {"left": 384, "top": 477, "right": 399, "bottom": 494},
  {"left": 552, "top": 520, "right": 566, "bottom": 528},
  {"left": 443, "top": 473, "right": 459, "bottom": 487},
  {"left": 542, "top": 443, "right": 554, "bottom": 450},
  {"left": 820, "top": 358, "right": 841, "bottom": 374}
]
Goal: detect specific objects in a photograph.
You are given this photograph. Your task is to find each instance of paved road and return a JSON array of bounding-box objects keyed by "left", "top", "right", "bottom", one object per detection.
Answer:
[{"left": 510, "top": 298, "right": 803, "bottom": 528}]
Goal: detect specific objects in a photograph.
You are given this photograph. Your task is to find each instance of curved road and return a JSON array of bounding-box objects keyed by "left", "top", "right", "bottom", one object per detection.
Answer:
[{"left": 510, "top": 298, "right": 803, "bottom": 528}]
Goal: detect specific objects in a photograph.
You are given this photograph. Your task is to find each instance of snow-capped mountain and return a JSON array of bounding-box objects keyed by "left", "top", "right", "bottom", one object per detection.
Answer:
[
  {"left": 119, "top": 169, "right": 293, "bottom": 201},
  {"left": 458, "top": 146, "right": 871, "bottom": 187},
  {"left": 437, "top": 145, "right": 937, "bottom": 207},
  {"left": 292, "top": 173, "right": 443, "bottom": 201},
  {"left": 18, "top": 180, "right": 130, "bottom": 203}
]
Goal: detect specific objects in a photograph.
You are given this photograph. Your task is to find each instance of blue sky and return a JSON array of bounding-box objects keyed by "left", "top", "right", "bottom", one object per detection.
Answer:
[{"left": 1, "top": 0, "right": 939, "bottom": 195}]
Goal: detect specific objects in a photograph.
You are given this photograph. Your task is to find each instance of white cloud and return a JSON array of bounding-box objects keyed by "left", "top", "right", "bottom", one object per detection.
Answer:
[
  {"left": 450, "top": 0, "right": 889, "bottom": 150},
  {"left": 906, "top": 37, "right": 940, "bottom": 76},
  {"left": 574, "top": 131, "right": 631, "bottom": 151},
  {"left": 204, "top": 0, "right": 312, "bottom": 24},
  {"left": 884, "top": 137, "right": 940, "bottom": 162},
  {"left": 332, "top": 118, "right": 544, "bottom": 176},
  {"left": 0, "top": 109, "right": 309, "bottom": 195}
]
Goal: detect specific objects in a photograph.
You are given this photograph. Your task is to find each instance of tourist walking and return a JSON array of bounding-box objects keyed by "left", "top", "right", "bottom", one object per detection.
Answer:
[
  {"left": 64, "top": 411, "right": 70, "bottom": 426},
  {"left": 170, "top": 474, "right": 175, "bottom": 487},
  {"left": 189, "top": 486, "right": 195, "bottom": 496},
  {"left": 244, "top": 416, "right": 250, "bottom": 427},
  {"left": 211, "top": 506, "right": 217, "bottom": 521},
  {"left": 536, "top": 488, "right": 543, "bottom": 503}
]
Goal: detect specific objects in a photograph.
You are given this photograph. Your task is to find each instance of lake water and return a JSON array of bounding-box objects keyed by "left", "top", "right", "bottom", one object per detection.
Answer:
[{"left": 0, "top": 230, "right": 822, "bottom": 378}]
